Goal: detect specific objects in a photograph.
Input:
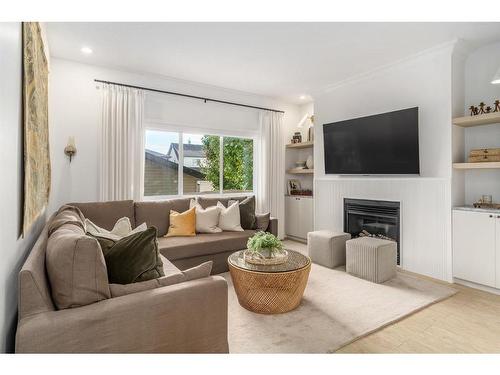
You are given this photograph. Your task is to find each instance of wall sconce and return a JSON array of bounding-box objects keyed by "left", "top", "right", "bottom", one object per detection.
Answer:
[
  {"left": 64, "top": 136, "right": 76, "bottom": 162},
  {"left": 297, "top": 114, "right": 314, "bottom": 128},
  {"left": 492, "top": 66, "right": 500, "bottom": 84}
]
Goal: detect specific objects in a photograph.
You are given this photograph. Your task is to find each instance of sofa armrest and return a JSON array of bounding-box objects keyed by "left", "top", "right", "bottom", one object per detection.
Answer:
[
  {"left": 268, "top": 217, "right": 278, "bottom": 236},
  {"left": 16, "top": 276, "right": 228, "bottom": 353}
]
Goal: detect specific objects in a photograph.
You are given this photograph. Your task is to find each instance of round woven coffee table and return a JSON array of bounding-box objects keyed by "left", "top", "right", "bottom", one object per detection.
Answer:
[{"left": 228, "top": 249, "right": 311, "bottom": 314}]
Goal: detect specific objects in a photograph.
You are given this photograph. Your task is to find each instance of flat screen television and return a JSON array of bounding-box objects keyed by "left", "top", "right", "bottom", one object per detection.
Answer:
[{"left": 323, "top": 107, "right": 419, "bottom": 175}]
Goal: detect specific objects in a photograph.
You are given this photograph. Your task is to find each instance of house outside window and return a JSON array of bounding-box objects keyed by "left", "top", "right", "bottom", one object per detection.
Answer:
[{"left": 144, "top": 129, "right": 254, "bottom": 198}]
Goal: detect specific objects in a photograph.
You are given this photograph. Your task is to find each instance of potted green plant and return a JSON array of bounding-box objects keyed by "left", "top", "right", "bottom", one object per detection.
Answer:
[{"left": 246, "top": 231, "right": 285, "bottom": 258}]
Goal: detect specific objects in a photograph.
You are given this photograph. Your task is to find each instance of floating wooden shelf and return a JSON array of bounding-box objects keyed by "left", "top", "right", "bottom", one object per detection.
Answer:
[
  {"left": 286, "top": 141, "right": 314, "bottom": 149},
  {"left": 453, "top": 162, "right": 500, "bottom": 170},
  {"left": 286, "top": 168, "right": 314, "bottom": 174},
  {"left": 452, "top": 112, "right": 500, "bottom": 127}
]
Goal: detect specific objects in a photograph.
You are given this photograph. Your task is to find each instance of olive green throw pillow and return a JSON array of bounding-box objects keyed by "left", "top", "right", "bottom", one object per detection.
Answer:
[
  {"left": 229, "top": 196, "right": 256, "bottom": 230},
  {"left": 92, "top": 227, "right": 164, "bottom": 284}
]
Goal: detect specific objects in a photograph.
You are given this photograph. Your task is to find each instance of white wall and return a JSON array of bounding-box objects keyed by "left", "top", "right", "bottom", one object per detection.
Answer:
[
  {"left": 48, "top": 58, "right": 301, "bottom": 212},
  {"left": 463, "top": 43, "right": 500, "bottom": 204},
  {"left": 0, "top": 23, "right": 47, "bottom": 353},
  {"left": 313, "top": 44, "right": 455, "bottom": 281}
]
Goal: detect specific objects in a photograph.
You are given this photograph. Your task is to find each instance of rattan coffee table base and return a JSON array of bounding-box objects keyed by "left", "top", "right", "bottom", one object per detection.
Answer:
[{"left": 228, "top": 262, "right": 311, "bottom": 314}]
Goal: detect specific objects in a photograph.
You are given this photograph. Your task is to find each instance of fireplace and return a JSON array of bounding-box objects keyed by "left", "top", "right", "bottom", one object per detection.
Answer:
[{"left": 343, "top": 198, "right": 401, "bottom": 265}]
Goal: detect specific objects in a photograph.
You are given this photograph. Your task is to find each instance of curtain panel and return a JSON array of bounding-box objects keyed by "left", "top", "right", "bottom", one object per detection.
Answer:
[
  {"left": 257, "top": 111, "right": 285, "bottom": 238},
  {"left": 100, "top": 84, "right": 145, "bottom": 201}
]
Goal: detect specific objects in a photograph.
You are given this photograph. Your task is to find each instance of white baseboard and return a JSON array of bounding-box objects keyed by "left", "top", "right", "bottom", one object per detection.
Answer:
[
  {"left": 284, "top": 235, "right": 307, "bottom": 244},
  {"left": 453, "top": 278, "right": 500, "bottom": 295}
]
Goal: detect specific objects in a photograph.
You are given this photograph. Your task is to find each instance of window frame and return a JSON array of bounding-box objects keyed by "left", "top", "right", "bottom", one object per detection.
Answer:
[{"left": 143, "top": 122, "right": 257, "bottom": 201}]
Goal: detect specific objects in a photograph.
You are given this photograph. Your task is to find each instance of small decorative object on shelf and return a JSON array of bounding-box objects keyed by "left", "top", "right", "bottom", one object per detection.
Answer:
[
  {"left": 469, "top": 105, "right": 478, "bottom": 116},
  {"left": 244, "top": 232, "right": 288, "bottom": 265},
  {"left": 468, "top": 148, "right": 500, "bottom": 163},
  {"left": 290, "top": 189, "right": 313, "bottom": 196},
  {"left": 473, "top": 195, "right": 499, "bottom": 209},
  {"left": 468, "top": 101, "right": 500, "bottom": 116},
  {"left": 295, "top": 160, "right": 306, "bottom": 169},
  {"left": 478, "top": 102, "right": 486, "bottom": 114},
  {"left": 287, "top": 179, "right": 301, "bottom": 195},
  {"left": 291, "top": 132, "right": 302, "bottom": 144},
  {"left": 306, "top": 154, "right": 314, "bottom": 169}
]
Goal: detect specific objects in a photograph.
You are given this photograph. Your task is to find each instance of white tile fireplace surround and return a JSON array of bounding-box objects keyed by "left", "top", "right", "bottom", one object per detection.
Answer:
[{"left": 315, "top": 177, "right": 452, "bottom": 281}]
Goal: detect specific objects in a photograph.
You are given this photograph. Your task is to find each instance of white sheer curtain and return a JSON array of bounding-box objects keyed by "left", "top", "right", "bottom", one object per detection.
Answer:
[
  {"left": 99, "top": 84, "right": 145, "bottom": 201},
  {"left": 257, "top": 111, "right": 285, "bottom": 238}
]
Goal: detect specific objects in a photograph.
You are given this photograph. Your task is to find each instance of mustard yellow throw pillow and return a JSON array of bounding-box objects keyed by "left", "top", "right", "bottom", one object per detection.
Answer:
[{"left": 165, "top": 207, "right": 196, "bottom": 237}]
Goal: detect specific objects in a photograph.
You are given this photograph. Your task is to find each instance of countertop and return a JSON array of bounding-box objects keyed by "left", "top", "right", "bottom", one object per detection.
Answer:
[{"left": 453, "top": 206, "right": 500, "bottom": 214}]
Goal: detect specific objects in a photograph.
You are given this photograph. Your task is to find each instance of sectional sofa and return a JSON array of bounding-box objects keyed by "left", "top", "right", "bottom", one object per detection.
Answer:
[{"left": 16, "top": 196, "right": 277, "bottom": 353}]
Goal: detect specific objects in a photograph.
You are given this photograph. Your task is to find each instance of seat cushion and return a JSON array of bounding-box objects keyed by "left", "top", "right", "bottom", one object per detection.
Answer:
[
  {"left": 71, "top": 200, "right": 135, "bottom": 231},
  {"left": 134, "top": 198, "right": 191, "bottom": 237},
  {"left": 158, "top": 230, "right": 256, "bottom": 260}
]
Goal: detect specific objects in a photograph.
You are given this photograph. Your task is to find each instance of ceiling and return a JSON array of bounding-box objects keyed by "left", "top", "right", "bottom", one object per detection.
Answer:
[{"left": 46, "top": 22, "right": 500, "bottom": 103}]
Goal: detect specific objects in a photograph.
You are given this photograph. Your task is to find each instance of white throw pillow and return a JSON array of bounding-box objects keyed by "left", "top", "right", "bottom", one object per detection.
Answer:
[
  {"left": 217, "top": 201, "right": 244, "bottom": 232},
  {"left": 85, "top": 217, "right": 147, "bottom": 240},
  {"left": 189, "top": 199, "right": 222, "bottom": 233}
]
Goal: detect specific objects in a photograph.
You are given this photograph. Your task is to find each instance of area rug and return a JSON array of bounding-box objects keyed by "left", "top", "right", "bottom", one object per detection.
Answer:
[{"left": 224, "top": 242, "right": 457, "bottom": 353}]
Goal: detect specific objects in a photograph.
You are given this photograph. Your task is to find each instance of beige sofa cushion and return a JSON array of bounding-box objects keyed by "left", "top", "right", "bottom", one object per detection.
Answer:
[
  {"left": 196, "top": 196, "right": 247, "bottom": 209},
  {"left": 46, "top": 206, "right": 110, "bottom": 310},
  {"left": 71, "top": 200, "right": 135, "bottom": 231},
  {"left": 158, "top": 230, "right": 255, "bottom": 260},
  {"left": 134, "top": 198, "right": 191, "bottom": 237}
]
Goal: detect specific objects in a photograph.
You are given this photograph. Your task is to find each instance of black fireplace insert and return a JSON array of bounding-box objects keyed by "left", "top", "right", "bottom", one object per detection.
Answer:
[{"left": 343, "top": 198, "right": 401, "bottom": 265}]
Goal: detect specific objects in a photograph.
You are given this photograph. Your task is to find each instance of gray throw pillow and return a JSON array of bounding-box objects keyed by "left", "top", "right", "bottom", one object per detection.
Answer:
[
  {"left": 255, "top": 212, "right": 271, "bottom": 231},
  {"left": 229, "top": 196, "right": 256, "bottom": 230}
]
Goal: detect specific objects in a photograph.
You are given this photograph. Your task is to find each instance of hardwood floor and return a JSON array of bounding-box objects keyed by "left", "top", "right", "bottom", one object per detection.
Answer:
[
  {"left": 284, "top": 240, "right": 500, "bottom": 353},
  {"left": 337, "top": 282, "right": 500, "bottom": 353}
]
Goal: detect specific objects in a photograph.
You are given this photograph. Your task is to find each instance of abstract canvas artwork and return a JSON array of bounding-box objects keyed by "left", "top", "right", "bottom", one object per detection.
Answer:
[{"left": 22, "top": 22, "right": 50, "bottom": 234}]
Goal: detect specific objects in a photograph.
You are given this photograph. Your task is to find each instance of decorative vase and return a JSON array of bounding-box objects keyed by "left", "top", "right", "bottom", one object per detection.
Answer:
[{"left": 306, "top": 155, "right": 314, "bottom": 169}]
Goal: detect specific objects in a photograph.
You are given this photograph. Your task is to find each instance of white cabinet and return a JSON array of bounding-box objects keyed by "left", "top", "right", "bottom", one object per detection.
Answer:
[
  {"left": 285, "top": 196, "right": 314, "bottom": 240},
  {"left": 452, "top": 210, "right": 498, "bottom": 288}
]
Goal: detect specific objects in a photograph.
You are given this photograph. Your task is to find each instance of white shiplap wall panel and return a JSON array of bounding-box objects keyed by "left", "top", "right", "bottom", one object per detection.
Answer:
[{"left": 314, "top": 177, "right": 452, "bottom": 281}]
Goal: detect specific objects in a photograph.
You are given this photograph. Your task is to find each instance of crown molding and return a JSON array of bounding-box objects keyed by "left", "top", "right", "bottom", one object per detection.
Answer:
[{"left": 313, "top": 39, "right": 459, "bottom": 97}]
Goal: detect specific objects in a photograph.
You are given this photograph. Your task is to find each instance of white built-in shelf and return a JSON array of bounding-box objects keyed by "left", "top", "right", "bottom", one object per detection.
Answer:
[
  {"left": 453, "top": 162, "right": 500, "bottom": 170},
  {"left": 285, "top": 141, "right": 314, "bottom": 149},
  {"left": 452, "top": 112, "right": 500, "bottom": 127},
  {"left": 286, "top": 168, "right": 314, "bottom": 174}
]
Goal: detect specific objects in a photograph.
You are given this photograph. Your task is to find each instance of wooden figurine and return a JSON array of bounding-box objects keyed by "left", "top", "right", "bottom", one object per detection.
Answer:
[
  {"left": 486, "top": 106, "right": 492, "bottom": 114},
  {"left": 469, "top": 105, "right": 478, "bottom": 116},
  {"left": 494, "top": 100, "right": 500, "bottom": 113},
  {"left": 478, "top": 102, "right": 486, "bottom": 114}
]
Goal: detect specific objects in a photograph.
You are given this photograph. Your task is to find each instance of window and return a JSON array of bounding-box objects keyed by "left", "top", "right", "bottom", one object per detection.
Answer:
[
  {"left": 144, "top": 130, "right": 179, "bottom": 196},
  {"left": 223, "top": 137, "right": 253, "bottom": 193},
  {"left": 183, "top": 134, "right": 218, "bottom": 195},
  {"left": 144, "top": 130, "right": 254, "bottom": 197}
]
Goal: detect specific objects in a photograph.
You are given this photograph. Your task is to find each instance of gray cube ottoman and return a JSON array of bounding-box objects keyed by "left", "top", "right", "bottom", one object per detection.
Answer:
[
  {"left": 346, "top": 237, "right": 397, "bottom": 283},
  {"left": 307, "top": 230, "right": 351, "bottom": 268}
]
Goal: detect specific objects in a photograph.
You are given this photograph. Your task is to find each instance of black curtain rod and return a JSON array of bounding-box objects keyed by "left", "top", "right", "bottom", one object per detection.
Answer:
[{"left": 94, "top": 79, "right": 285, "bottom": 114}]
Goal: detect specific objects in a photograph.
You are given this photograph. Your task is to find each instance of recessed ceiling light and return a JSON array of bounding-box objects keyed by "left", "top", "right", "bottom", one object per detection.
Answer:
[
  {"left": 80, "top": 46, "right": 93, "bottom": 54},
  {"left": 299, "top": 95, "right": 307, "bottom": 100}
]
